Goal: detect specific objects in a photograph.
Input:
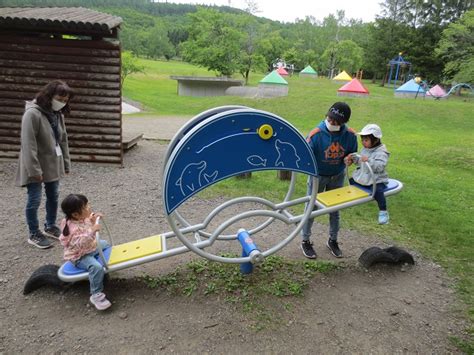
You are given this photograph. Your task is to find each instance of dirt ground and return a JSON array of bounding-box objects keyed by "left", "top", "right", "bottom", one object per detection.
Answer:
[{"left": 0, "top": 139, "right": 469, "bottom": 354}]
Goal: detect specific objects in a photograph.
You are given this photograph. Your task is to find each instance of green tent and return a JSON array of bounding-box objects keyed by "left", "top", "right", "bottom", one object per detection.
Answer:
[
  {"left": 300, "top": 65, "right": 317, "bottom": 75},
  {"left": 259, "top": 70, "right": 288, "bottom": 85}
]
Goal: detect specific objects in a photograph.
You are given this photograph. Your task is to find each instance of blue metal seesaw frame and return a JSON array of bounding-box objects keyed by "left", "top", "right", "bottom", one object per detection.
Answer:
[{"left": 57, "top": 106, "right": 403, "bottom": 282}]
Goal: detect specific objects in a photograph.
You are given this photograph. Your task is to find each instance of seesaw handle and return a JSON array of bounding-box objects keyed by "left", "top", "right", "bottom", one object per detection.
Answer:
[{"left": 94, "top": 216, "right": 114, "bottom": 270}]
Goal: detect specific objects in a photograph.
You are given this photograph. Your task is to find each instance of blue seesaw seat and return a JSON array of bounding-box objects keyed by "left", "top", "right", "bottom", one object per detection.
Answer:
[
  {"left": 61, "top": 247, "right": 112, "bottom": 276},
  {"left": 350, "top": 179, "right": 400, "bottom": 194}
]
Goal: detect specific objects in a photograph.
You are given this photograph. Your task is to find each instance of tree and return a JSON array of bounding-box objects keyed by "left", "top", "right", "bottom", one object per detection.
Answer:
[
  {"left": 379, "top": 0, "right": 411, "bottom": 23},
  {"left": 243, "top": 0, "right": 260, "bottom": 15},
  {"left": 407, "top": 23, "right": 445, "bottom": 82},
  {"left": 235, "top": 15, "right": 267, "bottom": 83},
  {"left": 321, "top": 40, "right": 364, "bottom": 78},
  {"left": 435, "top": 9, "right": 474, "bottom": 83},
  {"left": 282, "top": 47, "right": 318, "bottom": 71},
  {"left": 257, "top": 27, "right": 288, "bottom": 71},
  {"left": 282, "top": 47, "right": 300, "bottom": 67},
  {"left": 121, "top": 51, "right": 144, "bottom": 86},
  {"left": 167, "top": 26, "right": 188, "bottom": 57},
  {"left": 378, "top": 0, "right": 472, "bottom": 27},
  {"left": 181, "top": 8, "right": 269, "bottom": 82},
  {"left": 147, "top": 23, "right": 175, "bottom": 60},
  {"left": 180, "top": 8, "right": 242, "bottom": 77},
  {"left": 375, "top": 0, "right": 473, "bottom": 81}
]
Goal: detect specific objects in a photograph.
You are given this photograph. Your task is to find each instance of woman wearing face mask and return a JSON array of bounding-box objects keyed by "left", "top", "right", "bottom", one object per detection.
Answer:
[
  {"left": 15, "top": 80, "right": 74, "bottom": 249},
  {"left": 300, "top": 102, "right": 358, "bottom": 259}
]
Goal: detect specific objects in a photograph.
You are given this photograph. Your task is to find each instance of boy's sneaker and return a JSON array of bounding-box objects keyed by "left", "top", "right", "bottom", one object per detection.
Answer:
[
  {"left": 28, "top": 231, "right": 53, "bottom": 249},
  {"left": 90, "top": 293, "right": 111, "bottom": 311},
  {"left": 301, "top": 240, "right": 317, "bottom": 259},
  {"left": 378, "top": 211, "right": 389, "bottom": 225},
  {"left": 44, "top": 225, "right": 61, "bottom": 239},
  {"left": 326, "top": 239, "right": 342, "bottom": 258}
]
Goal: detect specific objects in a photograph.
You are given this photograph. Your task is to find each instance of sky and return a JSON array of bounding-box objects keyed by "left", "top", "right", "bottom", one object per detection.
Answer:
[{"left": 161, "top": 0, "right": 383, "bottom": 23}]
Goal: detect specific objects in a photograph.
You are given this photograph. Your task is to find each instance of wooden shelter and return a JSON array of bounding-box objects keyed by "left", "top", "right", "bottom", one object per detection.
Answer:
[{"left": 0, "top": 7, "right": 124, "bottom": 164}]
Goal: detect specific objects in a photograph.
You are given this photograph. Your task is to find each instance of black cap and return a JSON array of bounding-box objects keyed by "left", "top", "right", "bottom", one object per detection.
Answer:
[{"left": 327, "top": 102, "right": 351, "bottom": 124}]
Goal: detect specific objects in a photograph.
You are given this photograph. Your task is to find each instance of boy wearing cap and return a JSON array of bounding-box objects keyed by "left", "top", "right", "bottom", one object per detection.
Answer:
[
  {"left": 301, "top": 102, "right": 358, "bottom": 259},
  {"left": 346, "top": 123, "right": 390, "bottom": 224}
]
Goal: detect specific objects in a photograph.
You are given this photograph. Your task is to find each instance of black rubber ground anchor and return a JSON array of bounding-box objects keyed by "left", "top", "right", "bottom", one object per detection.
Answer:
[
  {"left": 384, "top": 246, "right": 415, "bottom": 265},
  {"left": 23, "top": 264, "right": 66, "bottom": 295},
  {"left": 359, "top": 246, "right": 415, "bottom": 269},
  {"left": 23, "top": 265, "right": 111, "bottom": 295}
]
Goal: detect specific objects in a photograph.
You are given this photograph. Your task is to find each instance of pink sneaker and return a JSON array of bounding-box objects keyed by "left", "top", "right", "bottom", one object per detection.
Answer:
[
  {"left": 90, "top": 293, "right": 111, "bottom": 310},
  {"left": 93, "top": 292, "right": 106, "bottom": 301}
]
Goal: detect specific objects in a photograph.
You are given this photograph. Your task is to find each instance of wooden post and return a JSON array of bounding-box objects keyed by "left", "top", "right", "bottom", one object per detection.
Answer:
[
  {"left": 236, "top": 172, "right": 252, "bottom": 179},
  {"left": 277, "top": 170, "right": 291, "bottom": 180}
]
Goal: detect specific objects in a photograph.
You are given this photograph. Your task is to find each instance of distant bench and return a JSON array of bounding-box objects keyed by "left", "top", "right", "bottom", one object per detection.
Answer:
[{"left": 170, "top": 76, "right": 244, "bottom": 97}]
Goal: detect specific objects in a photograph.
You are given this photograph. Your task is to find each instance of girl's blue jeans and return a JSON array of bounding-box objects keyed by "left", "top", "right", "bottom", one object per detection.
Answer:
[
  {"left": 26, "top": 181, "right": 60, "bottom": 235},
  {"left": 301, "top": 171, "right": 345, "bottom": 242},
  {"left": 75, "top": 240, "right": 110, "bottom": 295},
  {"left": 349, "top": 178, "right": 387, "bottom": 211}
]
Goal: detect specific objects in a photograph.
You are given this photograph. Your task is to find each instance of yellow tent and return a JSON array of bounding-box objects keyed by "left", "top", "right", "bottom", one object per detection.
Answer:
[{"left": 332, "top": 70, "right": 352, "bottom": 82}]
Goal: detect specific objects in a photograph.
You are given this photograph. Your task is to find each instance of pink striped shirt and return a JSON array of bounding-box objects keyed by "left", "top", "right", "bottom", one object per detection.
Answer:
[{"left": 59, "top": 218, "right": 97, "bottom": 261}]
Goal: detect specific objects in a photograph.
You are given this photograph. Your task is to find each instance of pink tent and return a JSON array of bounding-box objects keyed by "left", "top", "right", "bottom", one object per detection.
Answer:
[
  {"left": 426, "top": 84, "right": 447, "bottom": 99},
  {"left": 276, "top": 67, "right": 289, "bottom": 76}
]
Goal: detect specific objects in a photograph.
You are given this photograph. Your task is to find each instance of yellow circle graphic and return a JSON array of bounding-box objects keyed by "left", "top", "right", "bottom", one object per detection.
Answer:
[{"left": 258, "top": 124, "right": 273, "bottom": 140}]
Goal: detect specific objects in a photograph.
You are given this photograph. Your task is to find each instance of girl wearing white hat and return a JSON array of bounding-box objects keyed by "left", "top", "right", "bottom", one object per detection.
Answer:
[{"left": 345, "top": 124, "right": 390, "bottom": 224}]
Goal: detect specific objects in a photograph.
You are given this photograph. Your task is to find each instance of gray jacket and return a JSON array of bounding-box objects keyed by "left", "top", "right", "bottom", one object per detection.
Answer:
[
  {"left": 15, "top": 101, "right": 71, "bottom": 187},
  {"left": 352, "top": 144, "right": 389, "bottom": 185}
]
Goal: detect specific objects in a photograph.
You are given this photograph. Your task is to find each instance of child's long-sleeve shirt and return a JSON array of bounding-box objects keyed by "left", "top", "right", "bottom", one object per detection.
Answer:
[
  {"left": 59, "top": 218, "right": 97, "bottom": 261},
  {"left": 306, "top": 120, "right": 358, "bottom": 176},
  {"left": 352, "top": 144, "right": 390, "bottom": 185}
]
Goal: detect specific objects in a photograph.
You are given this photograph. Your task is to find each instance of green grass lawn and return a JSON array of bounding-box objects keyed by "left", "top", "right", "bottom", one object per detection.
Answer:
[{"left": 124, "top": 58, "right": 473, "bottom": 347}]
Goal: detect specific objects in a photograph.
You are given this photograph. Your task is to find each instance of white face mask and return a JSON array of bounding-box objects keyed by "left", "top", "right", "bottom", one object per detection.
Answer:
[
  {"left": 325, "top": 119, "right": 341, "bottom": 132},
  {"left": 51, "top": 99, "right": 66, "bottom": 112}
]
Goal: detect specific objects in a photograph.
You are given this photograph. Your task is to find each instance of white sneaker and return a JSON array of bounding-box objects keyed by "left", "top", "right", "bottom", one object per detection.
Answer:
[
  {"left": 378, "top": 211, "right": 389, "bottom": 224},
  {"left": 90, "top": 293, "right": 111, "bottom": 310}
]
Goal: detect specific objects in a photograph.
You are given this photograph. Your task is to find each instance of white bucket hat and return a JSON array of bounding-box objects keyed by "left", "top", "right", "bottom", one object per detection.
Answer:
[{"left": 358, "top": 124, "right": 382, "bottom": 138}]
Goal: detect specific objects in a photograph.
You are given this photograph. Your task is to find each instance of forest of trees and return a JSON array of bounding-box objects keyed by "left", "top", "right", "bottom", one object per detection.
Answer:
[{"left": 3, "top": 0, "right": 473, "bottom": 84}]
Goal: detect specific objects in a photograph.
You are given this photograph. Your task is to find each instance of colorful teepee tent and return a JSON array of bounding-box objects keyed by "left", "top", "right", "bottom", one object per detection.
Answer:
[
  {"left": 394, "top": 79, "right": 425, "bottom": 98},
  {"left": 426, "top": 84, "right": 447, "bottom": 99},
  {"left": 259, "top": 70, "right": 288, "bottom": 85},
  {"left": 299, "top": 65, "right": 318, "bottom": 78},
  {"left": 258, "top": 70, "right": 288, "bottom": 97},
  {"left": 276, "top": 67, "right": 289, "bottom": 76},
  {"left": 337, "top": 79, "right": 369, "bottom": 97},
  {"left": 332, "top": 70, "right": 352, "bottom": 83}
]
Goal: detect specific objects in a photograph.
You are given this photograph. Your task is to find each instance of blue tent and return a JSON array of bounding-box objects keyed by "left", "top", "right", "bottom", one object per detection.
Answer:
[
  {"left": 395, "top": 79, "right": 424, "bottom": 93},
  {"left": 394, "top": 79, "right": 425, "bottom": 98}
]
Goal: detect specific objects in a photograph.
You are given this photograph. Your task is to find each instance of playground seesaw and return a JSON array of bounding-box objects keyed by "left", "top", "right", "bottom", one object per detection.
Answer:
[{"left": 24, "top": 106, "right": 409, "bottom": 294}]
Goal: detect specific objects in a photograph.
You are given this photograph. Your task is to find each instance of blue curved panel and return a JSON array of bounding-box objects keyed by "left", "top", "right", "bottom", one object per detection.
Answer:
[
  {"left": 163, "top": 105, "right": 250, "bottom": 165},
  {"left": 163, "top": 109, "right": 318, "bottom": 214}
]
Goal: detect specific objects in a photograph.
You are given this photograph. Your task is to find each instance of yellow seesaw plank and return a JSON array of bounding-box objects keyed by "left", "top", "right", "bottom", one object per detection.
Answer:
[
  {"left": 108, "top": 235, "right": 163, "bottom": 266},
  {"left": 317, "top": 185, "right": 369, "bottom": 207}
]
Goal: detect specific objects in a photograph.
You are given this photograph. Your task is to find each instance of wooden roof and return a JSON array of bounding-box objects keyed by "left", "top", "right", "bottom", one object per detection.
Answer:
[{"left": 0, "top": 7, "right": 122, "bottom": 37}]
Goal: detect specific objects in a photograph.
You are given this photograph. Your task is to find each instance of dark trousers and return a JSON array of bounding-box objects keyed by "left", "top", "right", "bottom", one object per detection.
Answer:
[
  {"left": 350, "top": 178, "right": 387, "bottom": 211},
  {"left": 25, "top": 180, "right": 60, "bottom": 235}
]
